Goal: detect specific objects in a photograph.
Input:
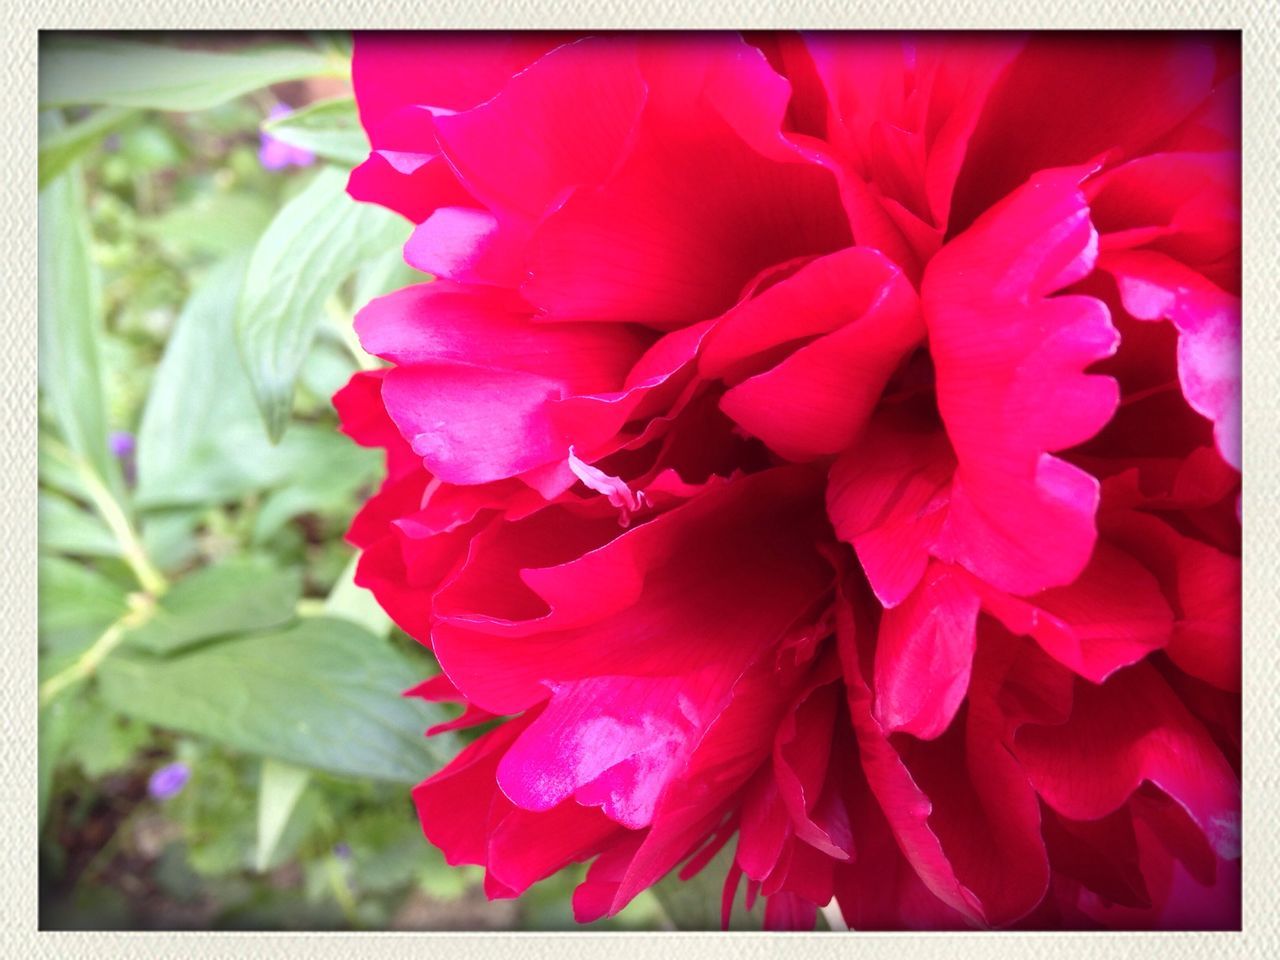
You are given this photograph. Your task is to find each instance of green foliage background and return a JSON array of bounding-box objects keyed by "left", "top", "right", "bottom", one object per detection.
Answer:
[{"left": 35, "top": 33, "right": 701, "bottom": 932}]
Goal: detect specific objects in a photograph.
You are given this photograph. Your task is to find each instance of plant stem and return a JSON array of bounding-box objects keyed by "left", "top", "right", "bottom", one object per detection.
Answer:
[
  {"left": 39, "top": 593, "right": 155, "bottom": 708},
  {"left": 48, "top": 438, "right": 168, "bottom": 596}
]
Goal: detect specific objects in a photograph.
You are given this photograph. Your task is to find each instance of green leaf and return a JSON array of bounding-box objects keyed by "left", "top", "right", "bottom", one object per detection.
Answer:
[
  {"left": 324, "top": 554, "right": 392, "bottom": 639},
  {"left": 262, "top": 96, "right": 369, "bottom": 166},
  {"left": 235, "top": 166, "right": 408, "bottom": 440},
  {"left": 39, "top": 695, "right": 83, "bottom": 831},
  {"left": 139, "top": 190, "right": 273, "bottom": 260},
  {"left": 38, "top": 490, "right": 122, "bottom": 558},
  {"left": 38, "top": 115, "right": 120, "bottom": 494},
  {"left": 650, "top": 843, "right": 760, "bottom": 931},
  {"left": 38, "top": 106, "right": 139, "bottom": 189},
  {"left": 64, "top": 704, "right": 150, "bottom": 779},
  {"left": 124, "top": 556, "right": 302, "bottom": 654},
  {"left": 98, "top": 616, "right": 457, "bottom": 783},
  {"left": 40, "top": 38, "right": 337, "bottom": 111},
  {"left": 135, "top": 256, "right": 379, "bottom": 509},
  {"left": 255, "top": 758, "right": 311, "bottom": 872},
  {"left": 352, "top": 244, "right": 426, "bottom": 310},
  {"left": 38, "top": 556, "right": 129, "bottom": 658}
]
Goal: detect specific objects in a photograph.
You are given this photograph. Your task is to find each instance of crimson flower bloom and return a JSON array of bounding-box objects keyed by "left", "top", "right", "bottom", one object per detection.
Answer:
[{"left": 335, "top": 32, "right": 1241, "bottom": 930}]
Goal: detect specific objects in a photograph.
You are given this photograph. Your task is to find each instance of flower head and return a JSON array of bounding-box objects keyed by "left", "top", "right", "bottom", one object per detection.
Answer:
[
  {"left": 147, "top": 761, "right": 190, "bottom": 801},
  {"left": 337, "top": 32, "right": 1241, "bottom": 930},
  {"left": 259, "top": 103, "right": 315, "bottom": 171}
]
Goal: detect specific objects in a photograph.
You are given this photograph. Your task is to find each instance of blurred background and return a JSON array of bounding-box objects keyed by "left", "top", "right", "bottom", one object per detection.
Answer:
[{"left": 36, "top": 32, "right": 697, "bottom": 932}]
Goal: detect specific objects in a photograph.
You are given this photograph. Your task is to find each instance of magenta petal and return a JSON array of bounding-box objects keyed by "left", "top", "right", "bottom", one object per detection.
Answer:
[
  {"left": 952, "top": 34, "right": 1217, "bottom": 230},
  {"left": 1103, "top": 250, "right": 1241, "bottom": 471},
  {"left": 496, "top": 670, "right": 735, "bottom": 829},
  {"left": 1014, "top": 662, "right": 1240, "bottom": 860},
  {"left": 826, "top": 415, "right": 955, "bottom": 607},
  {"left": 432, "top": 467, "right": 829, "bottom": 715},
  {"left": 873, "top": 564, "right": 980, "bottom": 739},
  {"left": 403, "top": 207, "right": 525, "bottom": 286},
  {"left": 970, "top": 541, "right": 1174, "bottom": 683},
  {"left": 433, "top": 37, "right": 645, "bottom": 222},
  {"left": 714, "top": 250, "right": 924, "bottom": 460},
  {"left": 923, "top": 166, "right": 1119, "bottom": 595}
]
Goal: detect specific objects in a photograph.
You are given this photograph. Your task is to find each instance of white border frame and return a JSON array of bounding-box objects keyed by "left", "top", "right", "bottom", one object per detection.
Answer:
[{"left": 6, "top": 4, "right": 1277, "bottom": 957}]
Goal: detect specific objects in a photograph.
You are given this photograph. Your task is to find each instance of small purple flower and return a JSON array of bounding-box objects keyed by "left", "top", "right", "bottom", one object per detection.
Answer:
[
  {"left": 333, "top": 842, "right": 352, "bottom": 860},
  {"left": 148, "top": 762, "right": 190, "bottom": 801},
  {"left": 109, "top": 430, "right": 137, "bottom": 486},
  {"left": 259, "top": 104, "right": 316, "bottom": 171},
  {"left": 108, "top": 430, "right": 135, "bottom": 458}
]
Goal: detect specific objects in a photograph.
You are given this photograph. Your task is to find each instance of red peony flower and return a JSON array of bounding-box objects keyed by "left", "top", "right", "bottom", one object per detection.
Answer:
[{"left": 335, "top": 31, "right": 1241, "bottom": 930}]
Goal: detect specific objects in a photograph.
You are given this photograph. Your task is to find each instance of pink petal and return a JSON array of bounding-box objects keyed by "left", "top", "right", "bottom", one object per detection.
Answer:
[
  {"left": 805, "top": 33, "right": 1022, "bottom": 272},
  {"left": 923, "top": 165, "right": 1119, "bottom": 595},
  {"left": 403, "top": 206, "right": 525, "bottom": 285},
  {"left": 521, "top": 40, "right": 848, "bottom": 328},
  {"left": 1103, "top": 510, "right": 1241, "bottom": 692},
  {"left": 353, "top": 32, "right": 567, "bottom": 133}
]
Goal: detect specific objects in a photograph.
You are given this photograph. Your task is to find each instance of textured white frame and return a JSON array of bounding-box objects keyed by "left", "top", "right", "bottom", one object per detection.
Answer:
[{"left": 6, "top": 4, "right": 1276, "bottom": 957}]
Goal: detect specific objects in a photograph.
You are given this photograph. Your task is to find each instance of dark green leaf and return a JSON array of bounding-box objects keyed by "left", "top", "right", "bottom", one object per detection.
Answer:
[
  {"left": 98, "top": 616, "right": 457, "bottom": 783},
  {"left": 262, "top": 96, "right": 368, "bottom": 166},
  {"left": 235, "top": 166, "right": 408, "bottom": 440},
  {"left": 125, "top": 556, "right": 302, "bottom": 654},
  {"left": 40, "top": 38, "right": 337, "bottom": 111}
]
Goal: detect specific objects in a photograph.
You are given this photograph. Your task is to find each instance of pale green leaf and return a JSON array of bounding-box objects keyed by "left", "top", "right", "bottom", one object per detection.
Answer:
[
  {"left": 262, "top": 96, "right": 368, "bottom": 166},
  {"left": 255, "top": 758, "right": 311, "bottom": 872},
  {"left": 38, "top": 114, "right": 121, "bottom": 494},
  {"left": 38, "top": 106, "right": 139, "bottom": 189},
  {"left": 39, "top": 490, "right": 121, "bottom": 558},
  {"left": 235, "top": 166, "right": 408, "bottom": 440},
  {"left": 323, "top": 554, "right": 392, "bottom": 639},
  {"left": 40, "top": 38, "right": 338, "bottom": 111},
  {"left": 135, "top": 255, "right": 378, "bottom": 509}
]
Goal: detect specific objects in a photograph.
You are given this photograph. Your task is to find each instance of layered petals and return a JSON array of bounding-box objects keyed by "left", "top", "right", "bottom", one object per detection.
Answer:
[{"left": 339, "top": 31, "right": 1241, "bottom": 931}]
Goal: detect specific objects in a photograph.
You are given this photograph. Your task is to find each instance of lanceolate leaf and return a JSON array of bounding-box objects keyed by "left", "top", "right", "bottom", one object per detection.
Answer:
[
  {"left": 38, "top": 115, "right": 121, "bottom": 494},
  {"left": 38, "top": 106, "right": 139, "bottom": 189},
  {"left": 98, "top": 617, "right": 457, "bottom": 783},
  {"left": 136, "top": 256, "right": 378, "bottom": 509},
  {"left": 124, "top": 556, "right": 302, "bottom": 654},
  {"left": 255, "top": 758, "right": 312, "bottom": 872},
  {"left": 235, "top": 167, "right": 409, "bottom": 441},
  {"left": 262, "top": 96, "right": 369, "bottom": 166},
  {"left": 40, "top": 38, "right": 337, "bottom": 111}
]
